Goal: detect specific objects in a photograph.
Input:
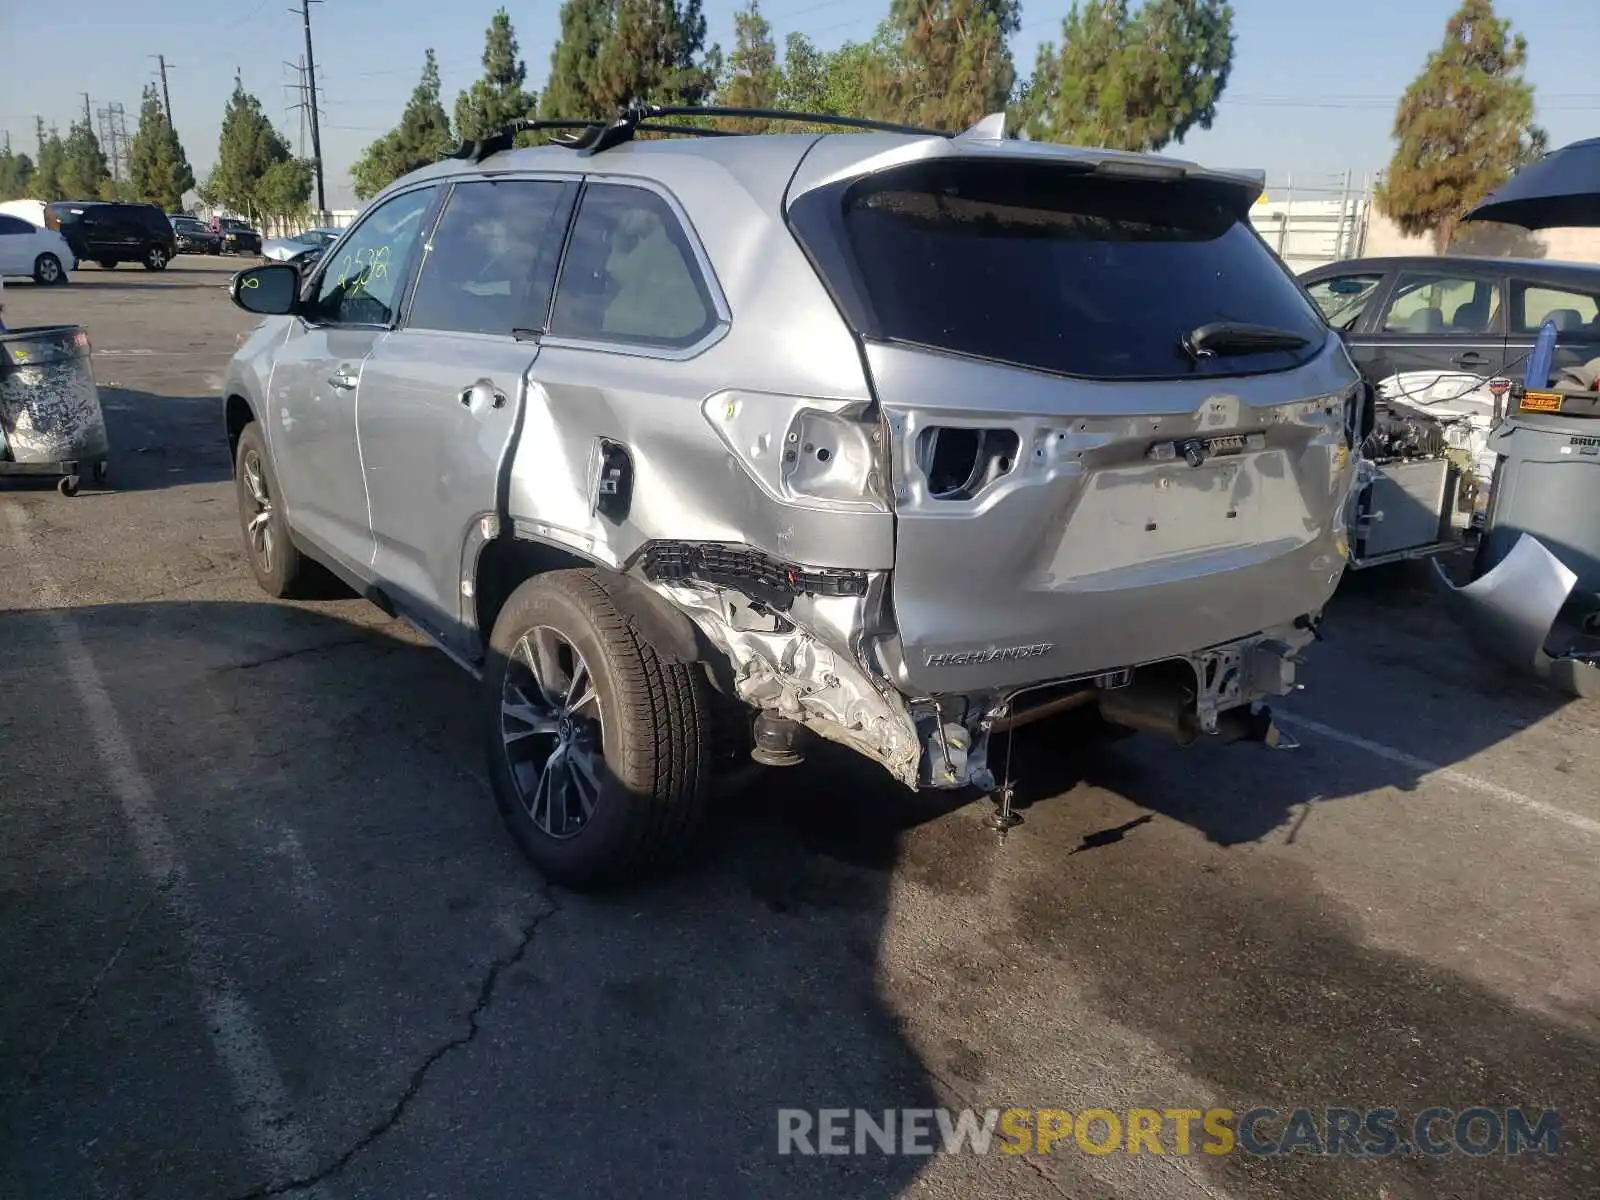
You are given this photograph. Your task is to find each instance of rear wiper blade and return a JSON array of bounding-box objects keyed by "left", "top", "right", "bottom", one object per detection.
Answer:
[{"left": 1182, "top": 321, "right": 1310, "bottom": 360}]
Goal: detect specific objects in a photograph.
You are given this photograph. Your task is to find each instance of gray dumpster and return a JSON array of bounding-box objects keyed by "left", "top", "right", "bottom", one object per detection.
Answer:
[
  {"left": 1476, "top": 394, "right": 1600, "bottom": 600},
  {"left": 0, "top": 324, "right": 109, "bottom": 496}
]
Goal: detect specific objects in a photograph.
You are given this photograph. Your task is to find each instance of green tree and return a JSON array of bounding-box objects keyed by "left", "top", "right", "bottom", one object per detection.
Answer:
[
  {"left": 1376, "top": 0, "right": 1544, "bottom": 253},
  {"left": 0, "top": 135, "right": 34, "bottom": 200},
  {"left": 542, "top": 0, "right": 613, "bottom": 120},
  {"left": 353, "top": 49, "right": 455, "bottom": 200},
  {"left": 590, "top": 0, "right": 721, "bottom": 112},
  {"left": 210, "top": 76, "right": 293, "bottom": 219},
  {"left": 867, "top": 0, "right": 1020, "bottom": 130},
  {"left": 58, "top": 117, "right": 111, "bottom": 200},
  {"left": 719, "top": 2, "right": 781, "bottom": 129},
  {"left": 29, "top": 120, "right": 66, "bottom": 201},
  {"left": 256, "top": 158, "right": 314, "bottom": 221},
  {"left": 456, "top": 10, "right": 538, "bottom": 143},
  {"left": 1018, "top": 0, "right": 1235, "bottom": 151},
  {"left": 775, "top": 32, "right": 895, "bottom": 126},
  {"left": 127, "top": 83, "right": 196, "bottom": 212}
]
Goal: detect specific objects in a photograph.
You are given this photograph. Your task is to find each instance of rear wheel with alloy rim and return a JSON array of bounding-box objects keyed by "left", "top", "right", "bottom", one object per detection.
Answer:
[
  {"left": 484, "top": 570, "right": 710, "bottom": 890},
  {"left": 33, "top": 253, "right": 64, "bottom": 285},
  {"left": 143, "top": 245, "right": 169, "bottom": 270}
]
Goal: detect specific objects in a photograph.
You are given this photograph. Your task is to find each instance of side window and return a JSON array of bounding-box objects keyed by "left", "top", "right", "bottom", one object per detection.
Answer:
[
  {"left": 310, "top": 187, "right": 435, "bottom": 326},
  {"left": 1303, "top": 273, "right": 1383, "bottom": 330},
  {"left": 407, "top": 179, "right": 571, "bottom": 336},
  {"left": 0, "top": 215, "right": 30, "bottom": 235},
  {"left": 548, "top": 183, "right": 716, "bottom": 348},
  {"left": 1381, "top": 273, "right": 1502, "bottom": 335},
  {"left": 1514, "top": 283, "right": 1600, "bottom": 334}
]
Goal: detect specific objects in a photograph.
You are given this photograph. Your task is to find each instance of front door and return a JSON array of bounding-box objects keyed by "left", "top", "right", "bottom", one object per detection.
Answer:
[
  {"left": 1348, "top": 267, "right": 1510, "bottom": 391},
  {"left": 358, "top": 176, "right": 575, "bottom": 655},
  {"left": 267, "top": 184, "right": 439, "bottom": 576},
  {"left": 0, "top": 215, "right": 31, "bottom": 275}
]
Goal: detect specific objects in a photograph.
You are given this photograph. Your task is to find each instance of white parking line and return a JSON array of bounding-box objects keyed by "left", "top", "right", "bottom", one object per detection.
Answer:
[
  {"left": 1277, "top": 713, "right": 1600, "bottom": 838},
  {"left": 2, "top": 503, "right": 333, "bottom": 1197}
]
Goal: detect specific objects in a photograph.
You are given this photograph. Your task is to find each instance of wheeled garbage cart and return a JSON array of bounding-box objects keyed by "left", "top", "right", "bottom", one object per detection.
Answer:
[{"left": 0, "top": 324, "right": 109, "bottom": 496}]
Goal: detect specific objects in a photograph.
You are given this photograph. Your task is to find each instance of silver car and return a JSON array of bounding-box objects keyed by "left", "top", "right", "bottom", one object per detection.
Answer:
[
  {"left": 223, "top": 107, "right": 1363, "bottom": 889},
  {"left": 260, "top": 227, "right": 342, "bottom": 263}
]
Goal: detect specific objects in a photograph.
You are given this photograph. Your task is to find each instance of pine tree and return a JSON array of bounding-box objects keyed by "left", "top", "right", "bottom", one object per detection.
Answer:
[
  {"left": 590, "top": 0, "right": 720, "bottom": 112},
  {"left": 0, "top": 134, "right": 34, "bottom": 200},
  {"left": 1376, "top": 0, "right": 1544, "bottom": 253},
  {"left": 542, "top": 0, "right": 614, "bottom": 121},
  {"left": 353, "top": 50, "right": 456, "bottom": 200},
  {"left": 866, "top": 0, "right": 1020, "bottom": 130},
  {"left": 128, "top": 84, "right": 196, "bottom": 212},
  {"left": 455, "top": 10, "right": 538, "bottom": 143},
  {"left": 1019, "top": 0, "right": 1235, "bottom": 151},
  {"left": 211, "top": 75, "right": 293, "bottom": 219},
  {"left": 58, "top": 117, "right": 111, "bottom": 200},
  {"left": 256, "top": 158, "right": 313, "bottom": 221},
  {"left": 29, "top": 120, "right": 66, "bottom": 201},
  {"left": 720, "top": 2, "right": 781, "bottom": 130}
]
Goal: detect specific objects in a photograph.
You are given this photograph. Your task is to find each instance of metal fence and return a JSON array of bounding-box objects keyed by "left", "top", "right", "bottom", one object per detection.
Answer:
[{"left": 1249, "top": 172, "right": 1375, "bottom": 274}]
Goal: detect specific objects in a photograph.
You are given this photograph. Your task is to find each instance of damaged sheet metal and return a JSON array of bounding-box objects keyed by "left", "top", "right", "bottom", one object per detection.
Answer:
[
  {"left": 1432, "top": 532, "right": 1600, "bottom": 698},
  {"left": 651, "top": 577, "right": 924, "bottom": 786}
]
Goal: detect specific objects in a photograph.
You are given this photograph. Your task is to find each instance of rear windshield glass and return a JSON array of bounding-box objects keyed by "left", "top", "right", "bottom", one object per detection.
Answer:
[{"left": 834, "top": 160, "right": 1325, "bottom": 380}]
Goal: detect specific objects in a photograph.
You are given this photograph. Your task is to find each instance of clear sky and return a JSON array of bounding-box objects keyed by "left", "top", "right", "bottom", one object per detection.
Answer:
[{"left": 1, "top": 0, "right": 1595, "bottom": 211}]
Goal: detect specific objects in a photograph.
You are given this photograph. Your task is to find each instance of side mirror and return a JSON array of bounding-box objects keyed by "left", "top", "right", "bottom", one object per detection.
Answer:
[{"left": 230, "top": 263, "right": 300, "bottom": 316}]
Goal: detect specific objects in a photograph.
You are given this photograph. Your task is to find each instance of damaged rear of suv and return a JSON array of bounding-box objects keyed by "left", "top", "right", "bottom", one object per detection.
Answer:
[{"left": 223, "top": 107, "right": 1363, "bottom": 889}]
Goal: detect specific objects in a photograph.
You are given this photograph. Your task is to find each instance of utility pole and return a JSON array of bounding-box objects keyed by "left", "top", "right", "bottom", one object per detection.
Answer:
[
  {"left": 293, "top": 0, "right": 326, "bottom": 212},
  {"left": 81, "top": 93, "right": 93, "bottom": 129},
  {"left": 152, "top": 54, "right": 174, "bottom": 123},
  {"left": 98, "top": 102, "right": 131, "bottom": 184}
]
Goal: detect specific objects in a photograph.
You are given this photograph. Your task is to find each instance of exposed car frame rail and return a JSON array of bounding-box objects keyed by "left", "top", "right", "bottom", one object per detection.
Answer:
[{"left": 448, "top": 105, "right": 956, "bottom": 163}]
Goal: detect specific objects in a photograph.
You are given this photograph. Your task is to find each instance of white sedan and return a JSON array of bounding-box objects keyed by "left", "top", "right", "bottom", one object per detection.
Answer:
[{"left": 0, "top": 213, "right": 74, "bottom": 284}]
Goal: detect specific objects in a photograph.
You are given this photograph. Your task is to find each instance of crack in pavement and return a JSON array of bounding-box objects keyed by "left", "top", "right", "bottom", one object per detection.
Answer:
[
  {"left": 211, "top": 638, "right": 378, "bottom": 675},
  {"left": 226, "top": 890, "right": 564, "bottom": 1200},
  {"left": 7, "top": 873, "right": 177, "bottom": 1095}
]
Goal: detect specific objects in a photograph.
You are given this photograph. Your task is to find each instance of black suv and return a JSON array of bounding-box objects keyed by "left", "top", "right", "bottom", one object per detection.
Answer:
[{"left": 45, "top": 201, "right": 178, "bottom": 270}]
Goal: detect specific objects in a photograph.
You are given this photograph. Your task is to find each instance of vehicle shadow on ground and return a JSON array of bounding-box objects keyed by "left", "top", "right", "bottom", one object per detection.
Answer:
[
  {"left": 1002, "top": 558, "right": 1579, "bottom": 846},
  {"left": 0, "top": 599, "right": 941, "bottom": 1200},
  {"left": 2, "top": 596, "right": 1593, "bottom": 1199}
]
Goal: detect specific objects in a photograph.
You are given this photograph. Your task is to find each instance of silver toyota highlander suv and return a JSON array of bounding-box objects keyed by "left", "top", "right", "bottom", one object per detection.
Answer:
[{"left": 223, "top": 106, "right": 1363, "bottom": 889}]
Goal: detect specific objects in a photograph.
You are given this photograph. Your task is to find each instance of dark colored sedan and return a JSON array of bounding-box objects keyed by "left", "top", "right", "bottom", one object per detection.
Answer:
[
  {"left": 1299, "top": 255, "right": 1600, "bottom": 387},
  {"left": 170, "top": 216, "right": 222, "bottom": 255}
]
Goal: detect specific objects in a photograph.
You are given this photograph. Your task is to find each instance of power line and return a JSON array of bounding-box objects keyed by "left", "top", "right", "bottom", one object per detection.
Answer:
[{"left": 97, "top": 102, "right": 131, "bottom": 182}]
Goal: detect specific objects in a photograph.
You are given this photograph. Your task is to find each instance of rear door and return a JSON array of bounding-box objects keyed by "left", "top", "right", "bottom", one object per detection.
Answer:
[
  {"left": 1504, "top": 274, "right": 1600, "bottom": 382},
  {"left": 1352, "top": 266, "right": 1510, "bottom": 389},
  {"left": 789, "top": 154, "right": 1361, "bottom": 694},
  {"left": 357, "top": 175, "right": 577, "bottom": 655}
]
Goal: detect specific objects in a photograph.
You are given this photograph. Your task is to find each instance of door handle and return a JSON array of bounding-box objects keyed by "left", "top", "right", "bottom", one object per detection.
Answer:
[
  {"left": 458, "top": 379, "right": 507, "bottom": 410},
  {"left": 327, "top": 370, "right": 358, "bottom": 390},
  {"left": 1451, "top": 351, "right": 1487, "bottom": 367}
]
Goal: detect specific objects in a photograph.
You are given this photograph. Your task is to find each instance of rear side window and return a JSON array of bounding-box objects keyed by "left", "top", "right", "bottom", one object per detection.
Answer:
[
  {"left": 548, "top": 184, "right": 715, "bottom": 348},
  {"left": 408, "top": 179, "right": 572, "bottom": 336},
  {"left": 0, "top": 216, "right": 31, "bottom": 235},
  {"left": 809, "top": 160, "right": 1325, "bottom": 380},
  {"left": 1514, "top": 282, "right": 1600, "bottom": 334}
]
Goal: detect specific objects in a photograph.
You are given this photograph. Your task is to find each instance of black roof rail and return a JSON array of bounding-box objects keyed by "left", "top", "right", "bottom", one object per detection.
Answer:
[{"left": 446, "top": 105, "right": 951, "bottom": 163}]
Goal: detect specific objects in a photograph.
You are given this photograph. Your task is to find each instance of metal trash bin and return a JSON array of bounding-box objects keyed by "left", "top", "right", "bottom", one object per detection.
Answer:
[
  {"left": 1476, "top": 390, "right": 1600, "bottom": 601},
  {"left": 0, "top": 324, "right": 109, "bottom": 496}
]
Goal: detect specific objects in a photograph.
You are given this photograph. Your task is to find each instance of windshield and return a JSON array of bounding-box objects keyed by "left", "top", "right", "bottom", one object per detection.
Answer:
[{"left": 818, "top": 159, "right": 1326, "bottom": 380}]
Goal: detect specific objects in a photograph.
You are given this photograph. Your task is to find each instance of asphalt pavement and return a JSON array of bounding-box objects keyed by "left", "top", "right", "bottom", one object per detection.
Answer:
[{"left": 1, "top": 258, "right": 1596, "bottom": 1200}]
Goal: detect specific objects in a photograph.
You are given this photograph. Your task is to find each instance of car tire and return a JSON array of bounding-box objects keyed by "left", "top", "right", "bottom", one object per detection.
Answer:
[
  {"left": 98, "top": 259, "right": 118, "bottom": 269},
  {"left": 484, "top": 570, "right": 711, "bottom": 891},
  {"left": 33, "top": 253, "right": 66, "bottom": 285},
  {"left": 234, "top": 422, "right": 322, "bottom": 599},
  {"left": 142, "top": 245, "right": 169, "bottom": 271}
]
